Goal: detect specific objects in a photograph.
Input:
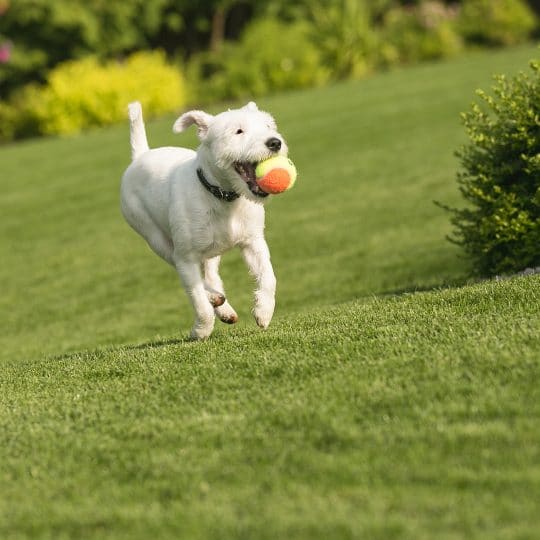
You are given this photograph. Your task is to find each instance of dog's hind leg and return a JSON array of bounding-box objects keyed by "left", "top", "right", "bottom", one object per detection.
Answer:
[
  {"left": 146, "top": 229, "right": 174, "bottom": 266},
  {"left": 204, "top": 256, "right": 238, "bottom": 324},
  {"left": 122, "top": 196, "right": 174, "bottom": 265},
  {"left": 174, "top": 257, "right": 215, "bottom": 340},
  {"left": 137, "top": 220, "right": 174, "bottom": 266}
]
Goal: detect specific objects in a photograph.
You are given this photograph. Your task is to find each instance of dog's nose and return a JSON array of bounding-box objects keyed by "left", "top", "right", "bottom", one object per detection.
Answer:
[{"left": 265, "top": 137, "right": 282, "bottom": 152}]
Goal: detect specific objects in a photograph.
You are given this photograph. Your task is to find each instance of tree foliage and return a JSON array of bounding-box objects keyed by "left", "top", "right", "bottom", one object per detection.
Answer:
[
  {"left": 0, "top": 0, "right": 174, "bottom": 96},
  {"left": 0, "top": 0, "right": 539, "bottom": 141}
]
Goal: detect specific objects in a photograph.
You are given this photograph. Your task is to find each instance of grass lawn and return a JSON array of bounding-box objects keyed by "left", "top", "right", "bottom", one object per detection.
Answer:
[{"left": 1, "top": 45, "right": 539, "bottom": 538}]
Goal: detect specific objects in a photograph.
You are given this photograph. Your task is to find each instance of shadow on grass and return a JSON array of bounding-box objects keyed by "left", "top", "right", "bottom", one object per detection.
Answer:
[
  {"left": 376, "top": 274, "right": 475, "bottom": 298},
  {"left": 49, "top": 336, "right": 190, "bottom": 362}
]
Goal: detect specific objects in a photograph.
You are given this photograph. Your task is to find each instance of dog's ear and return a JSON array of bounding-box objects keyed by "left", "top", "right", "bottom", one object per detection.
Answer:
[
  {"left": 244, "top": 101, "right": 259, "bottom": 112},
  {"left": 173, "top": 110, "right": 214, "bottom": 139}
]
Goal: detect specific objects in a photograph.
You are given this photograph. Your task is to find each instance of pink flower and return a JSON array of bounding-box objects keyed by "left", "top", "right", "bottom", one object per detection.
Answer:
[{"left": 0, "top": 42, "right": 11, "bottom": 63}]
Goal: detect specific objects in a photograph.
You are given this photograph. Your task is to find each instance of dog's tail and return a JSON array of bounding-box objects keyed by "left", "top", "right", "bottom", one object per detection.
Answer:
[{"left": 128, "top": 101, "right": 150, "bottom": 161}]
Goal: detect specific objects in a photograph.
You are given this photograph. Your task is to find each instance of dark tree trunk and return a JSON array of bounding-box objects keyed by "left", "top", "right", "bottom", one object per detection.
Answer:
[{"left": 210, "top": 6, "right": 226, "bottom": 52}]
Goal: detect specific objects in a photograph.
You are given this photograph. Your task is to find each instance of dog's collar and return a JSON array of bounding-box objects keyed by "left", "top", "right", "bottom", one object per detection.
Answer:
[{"left": 196, "top": 168, "right": 239, "bottom": 202}]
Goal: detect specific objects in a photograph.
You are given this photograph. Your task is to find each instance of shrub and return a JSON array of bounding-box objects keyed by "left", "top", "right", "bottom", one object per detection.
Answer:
[
  {"left": 458, "top": 0, "right": 537, "bottom": 46},
  {"left": 442, "top": 56, "right": 540, "bottom": 275},
  {"left": 380, "top": 2, "right": 463, "bottom": 66},
  {"left": 308, "top": 0, "right": 379, "bottom": 80},
  {"left": 188, "top": 18, "right": 327, "bottom": 104},
  {"left": 0, "top": 50, "right": 185, "bottom": 139}
]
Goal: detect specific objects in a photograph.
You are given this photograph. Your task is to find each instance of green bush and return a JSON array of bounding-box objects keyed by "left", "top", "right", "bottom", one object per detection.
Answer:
[
  {"left": 308, "top": 0, "right": 379, "bottom": 80},
  {"left": 442, "top": 56, "right": 540, "bottom": 275},
  {"left": 188, "top": 18, "right": 328, "bottom": 104},
  {"left": 458, "top": 0, "right": 537, "bottom": 46},
  {"left": 380, "top": 2, "right": 463, "bottom": 65},
  {"left": 0, "top": 51, "right": 185, "bottom": 140}
]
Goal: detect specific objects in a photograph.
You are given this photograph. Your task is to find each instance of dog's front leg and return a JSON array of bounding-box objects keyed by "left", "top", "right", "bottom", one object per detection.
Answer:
[
  {"left": 241, "top": 238, "right": 276, "bottom": 330},
  {"left": 174, "top": 257, "right": 215, "bottom": 340}
]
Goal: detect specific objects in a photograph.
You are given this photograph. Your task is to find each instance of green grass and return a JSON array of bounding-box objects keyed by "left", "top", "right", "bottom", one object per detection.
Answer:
[{"left": 1, "top": 46, "right": 539, "bottom": 538}]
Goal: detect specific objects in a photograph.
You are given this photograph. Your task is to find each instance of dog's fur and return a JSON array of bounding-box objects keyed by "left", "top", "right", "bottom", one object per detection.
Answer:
[{"left": 120, "top": 101, "right": 288, "bottom": 339}]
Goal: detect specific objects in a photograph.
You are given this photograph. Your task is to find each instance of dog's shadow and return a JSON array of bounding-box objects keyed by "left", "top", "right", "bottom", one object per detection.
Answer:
[{"left": 49, "top": 336, "right": 191, "bottom": 363}]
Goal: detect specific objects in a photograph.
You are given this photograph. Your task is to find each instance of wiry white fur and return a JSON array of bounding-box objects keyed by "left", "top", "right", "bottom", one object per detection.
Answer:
[{"left": 120, "top": 101, "right": 288, "bottom": 340}]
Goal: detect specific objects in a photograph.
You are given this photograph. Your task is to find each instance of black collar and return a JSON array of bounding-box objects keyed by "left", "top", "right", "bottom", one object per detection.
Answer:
[{"left": 196, "top": 168, "right": 239, "bottom": 202}]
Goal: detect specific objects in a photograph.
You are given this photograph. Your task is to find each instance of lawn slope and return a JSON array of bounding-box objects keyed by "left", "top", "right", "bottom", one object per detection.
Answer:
[
  {"left": 1, "top": 45, "right": 538, "bottom": 361},
  {"left": 1, "top": 276, "right": 539, "bottom": 539},
  {"left": 1, "top": 45, "right": 540, "bottom": 539}
]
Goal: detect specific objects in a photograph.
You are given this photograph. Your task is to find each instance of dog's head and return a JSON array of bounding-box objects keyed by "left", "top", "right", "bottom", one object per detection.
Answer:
[{"left": 173, "top": 102, "right": 288, "bottom": 202}]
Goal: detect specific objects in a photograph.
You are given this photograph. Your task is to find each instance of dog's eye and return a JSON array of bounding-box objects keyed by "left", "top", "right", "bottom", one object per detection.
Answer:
[{"left": 235, "top": 128, "right": 244, "bottom": 135}]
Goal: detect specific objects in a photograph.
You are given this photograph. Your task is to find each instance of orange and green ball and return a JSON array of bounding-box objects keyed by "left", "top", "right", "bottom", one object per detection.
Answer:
[{"left": 255, "top": 156, "right": 297, "bottom": 194}]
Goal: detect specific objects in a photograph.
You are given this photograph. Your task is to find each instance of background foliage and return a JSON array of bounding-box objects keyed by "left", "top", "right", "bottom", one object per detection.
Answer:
[
  {"left": 380, "top": 2, "right": 463, "bottom": 65},
  {"left": 187, "top": 18, "right": 328, "bottom": 103},
  {"left": 0, "top": 0, "right": 170, "bottom": 96},
  {"left": 459, "top": 0, "right": 537, "bottom": 46},
  {"left": 0, "top": 0, "right": 538, "bottom": 141}
]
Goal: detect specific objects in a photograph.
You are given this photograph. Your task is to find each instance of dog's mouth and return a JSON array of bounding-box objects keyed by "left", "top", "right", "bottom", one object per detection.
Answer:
[{"left": 233, "top": 162, "right": 269, "bottom": 198}]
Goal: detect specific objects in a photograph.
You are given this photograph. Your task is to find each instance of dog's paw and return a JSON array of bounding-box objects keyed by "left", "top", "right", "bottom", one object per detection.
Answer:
[
  {"left": 207, "top": 291, "right": 226, "bottom": 308},
  {"left": 253, "top": 303, "right": 274, "bottom": 330},
  {"left": 190, "top": 317, "right": 215, "bottom": 340},
  {"left": 189, "top": 327, "right": 212, "bottom": 341},
  {"left": 215, "top": 301, "right": 238, "bottom": 324}
]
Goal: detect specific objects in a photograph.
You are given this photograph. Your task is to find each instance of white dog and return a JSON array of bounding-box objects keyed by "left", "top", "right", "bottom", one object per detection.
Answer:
[{"left": 120, "top": 101, "right": 289, "bottom": 340}]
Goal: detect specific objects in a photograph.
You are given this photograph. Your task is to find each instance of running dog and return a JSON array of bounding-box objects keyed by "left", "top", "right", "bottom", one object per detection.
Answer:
[{"left": 120, "top": 101, "right": 288, "bottom": 340}]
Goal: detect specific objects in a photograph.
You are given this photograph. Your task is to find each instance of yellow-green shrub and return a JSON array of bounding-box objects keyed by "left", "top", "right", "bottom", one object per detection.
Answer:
[
  {"left": 458, "top": 0, "right": 537, "bottom": 46},
  {"left": 0, "top": 50, "right": 185, "bottom": 139}
]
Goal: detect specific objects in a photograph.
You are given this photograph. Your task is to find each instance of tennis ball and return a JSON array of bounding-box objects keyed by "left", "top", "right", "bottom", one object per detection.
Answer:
[{"left": 255, "top": 156, "right": 297, "bottom": 194}]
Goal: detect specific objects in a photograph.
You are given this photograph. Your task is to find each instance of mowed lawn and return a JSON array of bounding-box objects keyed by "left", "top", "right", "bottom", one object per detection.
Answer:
[{"left": 1, "top": 46, "right": 539, "bottom": 538}]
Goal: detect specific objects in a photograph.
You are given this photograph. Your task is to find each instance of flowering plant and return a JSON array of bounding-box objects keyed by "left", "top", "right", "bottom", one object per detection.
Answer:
[{"left": 0, "top": 0, "right": 10, "bottom": 63}]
